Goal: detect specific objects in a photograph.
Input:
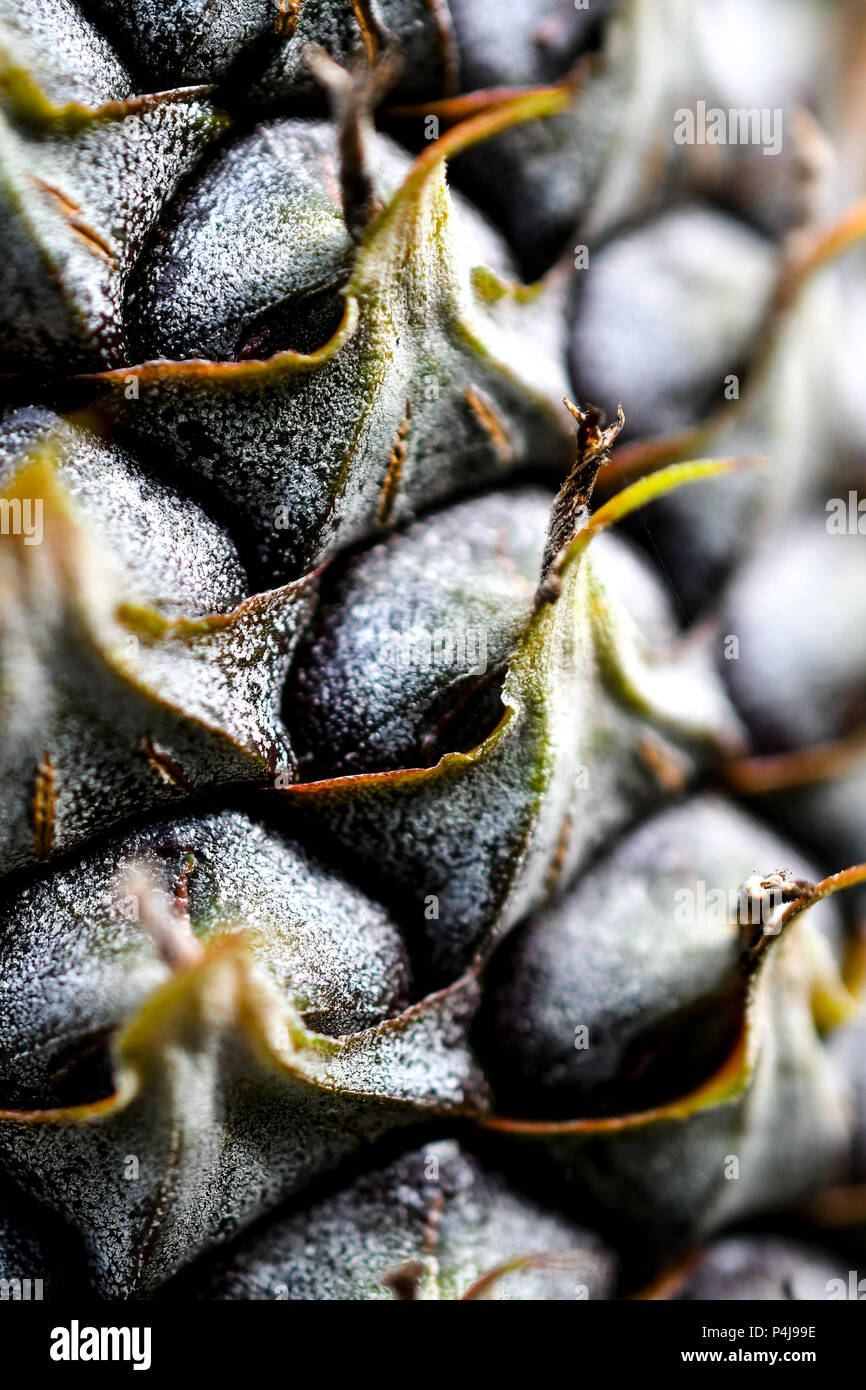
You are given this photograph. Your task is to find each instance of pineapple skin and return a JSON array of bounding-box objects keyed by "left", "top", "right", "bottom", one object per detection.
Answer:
[{"left": 0, "top": 0, "right": 864, "bottom": 1303}]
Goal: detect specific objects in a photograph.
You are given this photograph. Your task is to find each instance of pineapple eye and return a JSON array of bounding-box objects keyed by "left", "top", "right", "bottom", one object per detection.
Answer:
[
  {"left": 0, "top": 1029, "right": 116, "bottom": 1112},
  {"left": 235, "top": 281, "right": 348, "bottom": 361},
  {"left": 0, "top": 812, "right": 412, "bottom": 1110},
  {"left": 476, "top": 796, "right": 846, "bottom": 1121},
  {"left": 286, "top": 489, "right": 549, "bottom": 779}
]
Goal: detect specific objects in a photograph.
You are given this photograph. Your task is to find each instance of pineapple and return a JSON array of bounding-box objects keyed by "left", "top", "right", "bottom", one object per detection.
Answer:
[{"left": 0, "top": 0, "right": 865, "bottom": 1305}]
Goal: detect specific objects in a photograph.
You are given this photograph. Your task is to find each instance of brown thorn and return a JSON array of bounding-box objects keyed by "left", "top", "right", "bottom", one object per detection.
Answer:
[
  {"left": 722, "top": 727, "right": 866, "bottom": 796},
  {"left": 32, "top": 177, "right": 116, "bottom": 264},
  {"left": 348, "top": 0, "right": 381, "bottom": 66},
  {"left": 802, "top": 1184, "right": 866, "bottom": 1229},
  {"left": 464, "top": 384, "right": 513, "bottom": 461},
  {"left": 740, "top": 862, "right": 866, "bottom": 969},
  {"left": 638, "top": 731, "right": 690, "bottom": 794},
  {"left": 538, "top": 397, "right": 625, "bottom": 599},
  {"left": 120, "top": 863, "right": 203, "bottom": 971},
  {"left": 274, "top": 0, "right": 301, "bottom": 40},
  {"left": 461, "top": 1250, "right": 600, "bottom": 1301},
  {"left": 306, "top": 44, "right": 401, "bottom": 241},
  {"left": 737, "top": 871, "right": 817, "bottom": 964},
  {"left": 421, "top": 1189, "right": 444, "bottom": 1261},
  {"left": 140, "top": 734, "right": 196, "bottom": 794},
  {"left": 31, "top": 176, "right": 80, "bottom": 215},
  {"left": 629, "top": 1249, "right": 704, "bottom": 1301},
  {"left": 173, "top": 853, "right": 196, "bottom": 926},
  {"left": 381, "top": 1259, "right": 427, "bottom": 1300},
  {"left": 377, "top": 397, "right": 412, "bottom": 523},
  {"left": 544, "top": 815, "right": 573, "bottom": 897},
  {"left": 32, "top": 752, "right": 56, "bottom": 860}
]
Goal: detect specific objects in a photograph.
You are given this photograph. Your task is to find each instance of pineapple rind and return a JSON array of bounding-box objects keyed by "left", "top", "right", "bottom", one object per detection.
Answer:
[
  {"left": 0, "top": 0, "right": 226, "bottom": 369},
  {"left": 0, "top": 808, "right": 414, "bottom": 1107},
  {"left": 90, "top": 91, "right": 574, "bottom": 584},
  {"left": 280, "top": 470, "right": 744, "bottom": 978},
  {"left": 480, "top": 793, "right": 845, "bottom": 1114},
  {"left": 0, "top": 425, "right": 315, "bottom": 874},
  {"left": 0, "top": 934, "right": 485, "bottom": 1295},
  {"left": 169, "top": 1139, "right": 616, "bottom": 1301}
]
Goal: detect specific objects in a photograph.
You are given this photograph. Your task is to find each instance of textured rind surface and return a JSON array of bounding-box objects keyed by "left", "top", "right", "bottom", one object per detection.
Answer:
[
  {"left": 479, "top": 795, "right": 844, "bottom": 1116},
  {"left": 290, "top": 488, "right": 734, "bottom": 776},
  {"left": 0, "top": 809, "right": 412, "bottom": 1105},
  {"left": 128, "top": 117, "right": 512, "bottom": 362},
  {"left": 673, "top": 1236, "right": 848, "bottom": 1301},
  {"left": 171, "top": 1140, "right": 616, "bottom": 1300},
  {"left": 86, "top": 0, "right": 457, "bottom": 99},
  {"left": 719, "top": 518, "right": 866, "bottom": 893},
  {"left": 281, "top": 488, "right": 744, "bottom": 978},
  {"left": 569, "top": 207, "right": 776, "bottom": 440},
  {"left": 0, "top": 405, "right": 247, "bottom": 616},
  {"left": 92, "top": 101, "right": 572, "bottom": 585},
  {"left": 289, "top": 487, "right": 549, "bottom": 775},
  {"left": 129, "top": 117, "right": 361, "bottom": 362},
  {"left": 0, "top": 938, "right": 486, "bottom": 1296},
  {"left": 0, "top": 0, "right": 861, "bottom": 1306},
  {"left": 0, "top": 412, "right": 315, "bottom": 875},
  {"left": 0, "top": 0, "right": 129, "bottom": 106},
  {"left": 251, "top": 0, "right": 459, "bottom": 103},
  {"left": 483, "top": 891, "right": 851, "bottom": 1254},
  {"left": 0, "top": 1178, "right": 88, "bottom": 1297},
  {"left": 83, "top": 0, "right": 275, "bottom": 88},
  {"left": 443, "top": 0, "right": 686, "bottom": 272},
  {"left": 0, "top": 0, "right": 225, "bottom": 370}
]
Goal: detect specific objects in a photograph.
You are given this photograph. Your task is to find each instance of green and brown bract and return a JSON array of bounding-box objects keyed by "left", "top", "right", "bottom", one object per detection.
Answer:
[
  {"left": 0, "top": 0, "right": 865, "bottom": 1305},
  {"left": 0, "top": 812, "right": 486, "bottom": 1296},
  {"left": 89, "top": 88, "right": 575, "bottom": 584},
  {"left": 478, "top": 797, "right": 857, "bottom": 1260},
  {"left": 0, "top": 0, "right": 225, "bottom": 371},
  {"left": 282, "top": 453, "right": 747, "bottom": 979},
  {"left": 0, "top": 408, "right": 316, "bottom": 874}
]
